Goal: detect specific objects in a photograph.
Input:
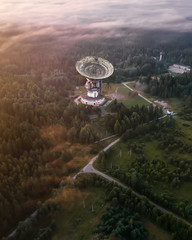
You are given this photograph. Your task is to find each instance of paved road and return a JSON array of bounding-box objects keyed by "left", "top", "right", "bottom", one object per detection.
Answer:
[
  {"left": 73, "top": 137, "right": 192, "bottom": 227},
  {"left": 74, "top": 96, "right": 81, "bottom": 105},
  {"left": 103, "top": 100, "right": 112, "bottom": 107},
  {"left": 8, "top": 210, "right": 38, "bottom": 238},
  {"left": 95, "top": 134, "right": 118, "bottom": 143},
  {"left": 122, "top": 82, "right": 156, "bottom": 106},
  {"left": 99, "top": 105, "right": 107, "bottom": 117},
  {"left": 73, "top": 138, "right": 120, "bottom": 180}
]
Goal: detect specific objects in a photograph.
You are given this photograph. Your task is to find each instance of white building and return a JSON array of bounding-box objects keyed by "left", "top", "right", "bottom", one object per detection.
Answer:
[
  {"left": 159, "top": 52, "right": 163, "bottom": 61},
  {"left": 168, "top": 64, "right": 191, "bottom": 74}
]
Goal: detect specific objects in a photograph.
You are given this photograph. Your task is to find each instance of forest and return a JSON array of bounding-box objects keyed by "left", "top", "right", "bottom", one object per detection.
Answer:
[
  {"left": 1, "top": 29, "right": 192, "bottom": 238},
  {"left": 0, "top": 71, "right": 99, "bottom": 237},
  {"left": 137, "top": 72, "right": 192, "bottom": 105},
  {"left": 104, "top": 100, "right": 162, "bottom": 134}
]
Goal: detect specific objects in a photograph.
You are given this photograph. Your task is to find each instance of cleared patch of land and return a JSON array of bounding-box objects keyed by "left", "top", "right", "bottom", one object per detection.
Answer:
[
  {"left": 51, "top": 187, "right": 106, "bottom": 240},
  {"left": 75, "top": 83, "right": 150, "bottom": 109}
]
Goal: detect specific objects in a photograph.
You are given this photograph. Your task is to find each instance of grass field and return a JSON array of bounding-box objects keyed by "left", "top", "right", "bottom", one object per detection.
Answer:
[
  {"left": 51, "top": 187, "right": 106, "bottom": 240},
  {"left": 107, "top": 83, "right": 150, "bottom": 107},
  {"left": 118, "top": 84, "right": 131, "bottom": 95},
  {"left": 49, "top": 185, "right": 172, "bottom": 240},
  {"left": 94, "top": 141, "right": 137, "bottom": 171},
  {"left": 102, "top": 83, "right": 122, "bottom": 95},
  {"left": 123, "top": 96, "right": 149, "bottom": 108}
]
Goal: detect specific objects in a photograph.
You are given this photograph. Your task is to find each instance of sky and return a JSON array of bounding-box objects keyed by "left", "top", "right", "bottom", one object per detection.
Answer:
[{"left": 0, "top": 0, "right": 192, "bottom": 31}]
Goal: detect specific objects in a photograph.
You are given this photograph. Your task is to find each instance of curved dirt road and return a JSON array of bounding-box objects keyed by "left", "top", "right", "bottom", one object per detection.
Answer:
[{"left": 73, "top": 138, "right": 192, "bottom": 227}]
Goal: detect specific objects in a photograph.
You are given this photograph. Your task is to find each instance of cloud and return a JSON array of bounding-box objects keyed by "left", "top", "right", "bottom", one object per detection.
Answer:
[
  {"left": 0, "top": 0, "right": 191, "bottom": 31},
  {"left": 0, "top": 0, "right": 192, "bottom": 54}
]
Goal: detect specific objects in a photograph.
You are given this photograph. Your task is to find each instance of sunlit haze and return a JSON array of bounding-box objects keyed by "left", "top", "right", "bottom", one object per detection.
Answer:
[
  {"left": 0, "top": 0, "right": 192, "bottom": 30},
  {"left": 1, "top": 1, "right": 192, "bottom": 239}
]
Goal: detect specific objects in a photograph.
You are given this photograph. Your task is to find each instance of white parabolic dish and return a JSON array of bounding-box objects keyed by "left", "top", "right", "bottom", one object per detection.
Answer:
[{"left": 76, "top": 56, "right": 114, "bottom": 80}]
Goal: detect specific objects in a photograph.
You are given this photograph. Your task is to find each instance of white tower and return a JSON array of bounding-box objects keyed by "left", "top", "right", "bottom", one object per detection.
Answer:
[
  {"left": 76, "top": 56, "right": 114, "bottom": 106},
  {"left": 159, "top": 52, "right": 163, "bottom": 61}
]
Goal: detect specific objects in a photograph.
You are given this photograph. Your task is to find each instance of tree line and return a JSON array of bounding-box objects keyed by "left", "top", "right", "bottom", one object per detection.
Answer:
[{"left": 104, "top": 100, "right": 162, "bottom": 135}]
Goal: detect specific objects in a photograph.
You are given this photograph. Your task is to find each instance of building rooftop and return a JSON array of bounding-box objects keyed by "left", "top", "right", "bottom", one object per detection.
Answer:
[
  {"left": 76, "top": 56, "right": 114, "bottom": 80},
  {"left": 173, "top": 64, "right": 191, "bottom": 68}
]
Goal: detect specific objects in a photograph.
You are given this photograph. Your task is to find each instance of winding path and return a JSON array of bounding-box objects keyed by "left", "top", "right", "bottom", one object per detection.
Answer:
[{"left": 73, "top": 137, "right": 192, "bottom": 227}]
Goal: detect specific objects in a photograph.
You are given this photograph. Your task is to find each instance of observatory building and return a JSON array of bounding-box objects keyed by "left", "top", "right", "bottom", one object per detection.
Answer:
[{"left": 76, "top": 56, "right": 114, "bottom": 106}]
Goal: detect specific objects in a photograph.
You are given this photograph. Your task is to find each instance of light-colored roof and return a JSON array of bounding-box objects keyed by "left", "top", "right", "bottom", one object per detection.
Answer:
[{"left": 76, "top": 56, "right": 114, "bottom": 80}]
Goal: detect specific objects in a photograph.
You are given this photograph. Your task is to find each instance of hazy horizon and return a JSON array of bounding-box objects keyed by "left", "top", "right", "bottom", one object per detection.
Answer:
[
  {"left": 0, "top": 0, "right": 192, "bottom": 62},
  {"left": 1, "top": 0, "right": 192, "bottom": 31}
]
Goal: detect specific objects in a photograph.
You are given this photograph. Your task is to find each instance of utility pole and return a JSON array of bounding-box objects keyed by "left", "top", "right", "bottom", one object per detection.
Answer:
[
  {"left": 130, "top": 149, "right": 132, "bottom": 156},
  {"left": 91, "top": 204, "right": 94, "bottom": 212},
  {"left": 119, "top": 150, "right": 122, "bottom": 158},
  {"left": 83, "top": 200, "right": 85, "bottom": 208}
]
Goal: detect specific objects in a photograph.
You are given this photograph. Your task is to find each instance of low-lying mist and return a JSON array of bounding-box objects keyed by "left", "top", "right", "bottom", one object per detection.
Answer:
[{"left": 0, "top": 0, "right": 192, "bottom": 74}]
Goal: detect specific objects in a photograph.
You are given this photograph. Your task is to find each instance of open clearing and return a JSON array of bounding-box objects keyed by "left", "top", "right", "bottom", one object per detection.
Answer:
[
  {"left": 104, "top": 83, "right": 149, "bottom": 107},
  {"left": 50, "top": 186, "right": 172, "bottom": 240},
  {"left": 75, "top": 83, "right": 150, "bottom": 109},
  {"left": 52, "top": 187, "right": 106, "bottom": 240}
]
